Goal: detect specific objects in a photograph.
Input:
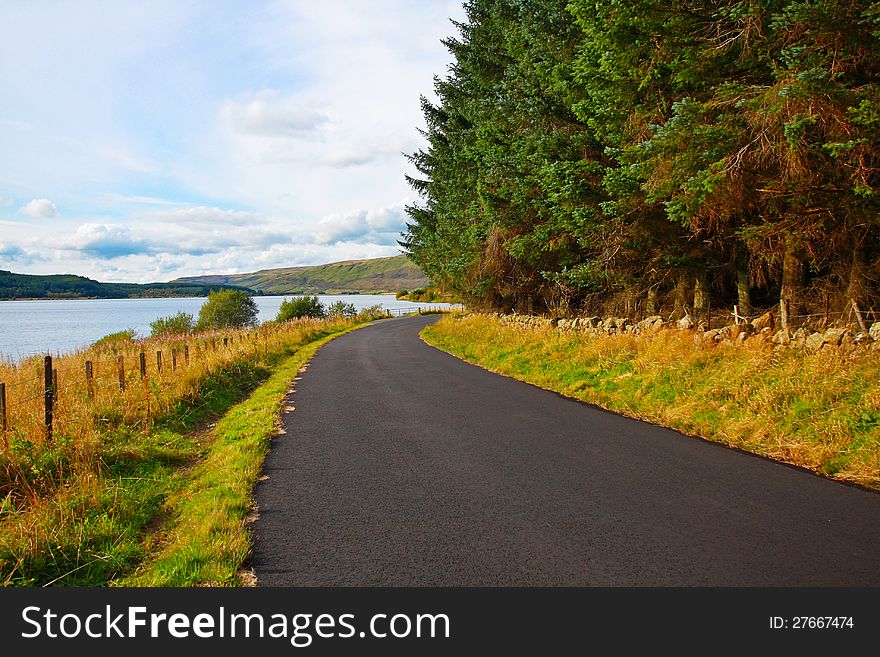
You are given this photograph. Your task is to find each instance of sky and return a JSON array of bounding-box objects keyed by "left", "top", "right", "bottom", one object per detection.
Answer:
[{"left": 0, "top": 0, "right": 464, "bottom": 282}]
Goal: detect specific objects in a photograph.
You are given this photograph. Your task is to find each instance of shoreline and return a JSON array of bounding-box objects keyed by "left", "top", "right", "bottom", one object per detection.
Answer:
[{"left": 0, "top": 290, "right": 404, "bottom": 302}]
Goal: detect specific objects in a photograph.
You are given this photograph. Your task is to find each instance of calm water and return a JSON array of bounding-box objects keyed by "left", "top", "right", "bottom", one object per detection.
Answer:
[{"left": 0, "top": 295, "right": 455, "bottom": 360}]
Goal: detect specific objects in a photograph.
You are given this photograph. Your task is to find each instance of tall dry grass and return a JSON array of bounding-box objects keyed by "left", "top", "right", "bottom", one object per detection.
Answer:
[
  {"left": 0, "top": 316, "right": 355, "bottom": 507},
  {"left": 1, "top": 314, "right": 381, "bottom": 585}
]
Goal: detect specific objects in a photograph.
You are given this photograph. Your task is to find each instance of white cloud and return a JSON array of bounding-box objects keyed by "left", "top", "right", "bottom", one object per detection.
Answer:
[
  {"left": 50, "top": 208, "right": 292, "bottom": 263},
  {"left": 315, "top": 210, "right": 369, "bottom": 244},
  {"left": 68, "top": 223, "right": 147, "bottom": 258},
  {"left": 100, "top": 193, "right": 181, "bottom": 206},
  {"left": 20, "top": 198, "right": 58, "bottom": 218},
  {"left": 314, "top": 199, "right": 409, "bottom": 245},
  {"left": 0, "top": 243, "right": 26, "bottom": 259},
  {"left": 220, "top": 90, "right": 327, "bottom": 139},
  {"left": 152, "top": 205, "right": 262, "bottom": 226},
  {"left": 320, "top": 150, "right": 376, "bottom": 168},
  {"left": 0, "top": 1, "right": 464, "bottom": 280},
  {"left": 366, "top": 200, "right": 410, "bottom": 232}
]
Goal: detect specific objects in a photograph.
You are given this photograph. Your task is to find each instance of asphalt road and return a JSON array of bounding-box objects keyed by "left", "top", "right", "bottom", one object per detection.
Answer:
[{"left": 250, "top": 315, "right": 880, "bottom": 585}]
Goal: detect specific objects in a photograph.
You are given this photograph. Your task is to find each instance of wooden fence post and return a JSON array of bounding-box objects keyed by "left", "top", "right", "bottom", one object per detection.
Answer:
[
  {"left": 171, "top": 349, "right": 177, "bottom": 372},
  {"left": 779, "top": 298, "right": 789, "bottom": 332},
  {"left": 139, "top": 352, "right": 147, "bottom": 380},
  {"left": 44, "top": 355, "right": 53, "bottom": 439},
  {"left": 184, "top": 345, "right": 189, "bottom": 365},
  {"left": 117, "top": 355, "right": 125, "bottom": 392},
  {"left": 851, "top": 299, "right": 867, "bottom": 333},
  {"left": 223, "top": 337, "right": 228, "bottom": 348},
  {"left": 156, "top": 350, "right": 163, "bottom": 374},
  {"left": 85, "top": 361, "right": 94, "bottom": 399},
  {"left": 0, "top": 382, "right": 7, "bottom": 446},
  {"left": 143, "top": 372, "right": 151, "bottom": 422}
]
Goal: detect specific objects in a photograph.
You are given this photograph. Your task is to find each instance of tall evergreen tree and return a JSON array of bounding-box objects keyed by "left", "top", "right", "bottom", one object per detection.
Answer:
[{"left": 405, "top": 0, "right": 880, "bottom": 318}]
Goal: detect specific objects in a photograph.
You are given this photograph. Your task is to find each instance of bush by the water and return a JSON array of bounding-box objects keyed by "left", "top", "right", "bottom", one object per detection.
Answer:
[
  {"left": 93, "top": 329, "right": 137, "bottom": 348},
  {"left": 327, "top": 300, "right": 357, "bottom": 318},
  {"left": 150, "top": 311, "right": 195, "bottom": 336},
  {"left": 276, "top": 295, "right": 326, "bottom": 321},
  {"left": 196, "top": 289, "right": 259, "bottom": 330},
  {"left": 405, "top": 288, "right": 448, "bottom": 303}
]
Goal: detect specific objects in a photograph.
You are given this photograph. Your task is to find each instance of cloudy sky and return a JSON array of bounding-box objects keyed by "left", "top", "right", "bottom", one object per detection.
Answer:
[{"left": 0, "top": 0, "right": 464, "bottom": 282}]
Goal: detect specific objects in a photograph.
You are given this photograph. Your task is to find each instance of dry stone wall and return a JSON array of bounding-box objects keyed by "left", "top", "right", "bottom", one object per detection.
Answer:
[{"left": 485, "top": 312, "right": 880, "bottom": 354}]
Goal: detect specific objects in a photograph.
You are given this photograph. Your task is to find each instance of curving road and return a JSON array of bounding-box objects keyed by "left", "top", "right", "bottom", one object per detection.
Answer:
[{"left": 250, "top": 315, "right": 880, "bottom": 586}]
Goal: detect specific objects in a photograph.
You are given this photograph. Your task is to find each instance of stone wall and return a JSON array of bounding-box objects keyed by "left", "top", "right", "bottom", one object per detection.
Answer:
[{"left": 486, "top": 312, "right": 880, "bottom": 354}]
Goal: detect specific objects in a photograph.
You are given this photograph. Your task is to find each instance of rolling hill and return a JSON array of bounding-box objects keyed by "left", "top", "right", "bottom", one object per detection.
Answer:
[
  {"left": 172, "top": 255, "right": 429, "bottom": 295},
  {"left": 0, "top": 270, "right": 255, "bottom": 300}
]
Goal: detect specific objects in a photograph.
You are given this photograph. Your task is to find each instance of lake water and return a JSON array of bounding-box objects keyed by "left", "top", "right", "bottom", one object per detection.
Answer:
[{"left": 0, "top": 295, "right": 456, "bottom": 360}]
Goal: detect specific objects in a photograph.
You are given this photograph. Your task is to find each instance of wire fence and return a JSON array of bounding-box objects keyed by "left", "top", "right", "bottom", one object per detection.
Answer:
[
  {"left": 0, "top": 307, "right": 468, "bottom": 450},
  {"left": 0, "top": 318, "right": 356, "bottom": 450},
  {"left": 687, "top": 300, "right": 878, "bottom": 333}
]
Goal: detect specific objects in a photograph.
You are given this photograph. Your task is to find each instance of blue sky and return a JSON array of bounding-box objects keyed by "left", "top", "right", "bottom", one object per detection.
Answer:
[{"left": 0, "top": 0, "right": 464, "bottom": 282}]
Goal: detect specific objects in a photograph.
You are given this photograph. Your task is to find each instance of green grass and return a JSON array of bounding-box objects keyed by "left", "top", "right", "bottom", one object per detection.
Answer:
[
  {"left": 117, "top": 330, "right": 354, "bottom": 586},
  {"left": 0, "top": 324, "right": 357, "bottom": 586},
  {"left": 422, "top": 314, "right": 880, "bottom": 489},
  {"left": 0, "top": 364, "right": 264, "bottom": 586}
]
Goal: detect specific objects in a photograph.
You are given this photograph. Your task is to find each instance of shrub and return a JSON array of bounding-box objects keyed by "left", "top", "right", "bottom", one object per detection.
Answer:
[
  {"left": 196, "top": 290, "right": 259, "bottom": 330},
  {"left": 395, "top": 289, "right": 409, "bottom": 299},
  {"left": 358, "top": 304, "right": 386, "bottom": 320},
  {"left": 93, "top": 329, "right": 136, "bottom": 348},
  {"left": 150, "top": 311, "right": 195, "bottom": 337},
  {"left": 406, "top": 287, "right": 446, "bottom": 303},
  {"left": 327, "top": 300, "right": 357, "bottom": 318},
  {"left": 276, "top": 295, "right": 326, "bottom": 321}
]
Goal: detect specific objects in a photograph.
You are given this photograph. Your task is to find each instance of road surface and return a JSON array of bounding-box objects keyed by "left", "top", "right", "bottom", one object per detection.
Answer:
[{"left": 250, "top": 315, "right": 880, "bottom": 585}]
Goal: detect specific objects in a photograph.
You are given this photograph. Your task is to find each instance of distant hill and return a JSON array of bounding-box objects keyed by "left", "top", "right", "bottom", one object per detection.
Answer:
[
  {"left": 0, "top": 256, "right": 430, "bottom": 301},
  {"left": 0, "top": 270, "right": 255, "bottom": 300},
  {"left": 172, "top": 255, "right": 429, "bottom": 295}
]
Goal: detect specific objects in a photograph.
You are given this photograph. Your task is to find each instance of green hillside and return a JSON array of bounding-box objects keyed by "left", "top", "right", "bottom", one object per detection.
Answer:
[
  {"left": 173, "top": 255, "right": 429, "bottom": 295},
  {"left": 0, "top": 270, "right": 255, "bottom": 300}
]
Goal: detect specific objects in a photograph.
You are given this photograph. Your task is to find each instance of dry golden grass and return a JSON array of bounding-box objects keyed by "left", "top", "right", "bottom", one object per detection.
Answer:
[
  {"left": 424, "top": 314, "right": 880, "bottom": 488},
  {"left": 0, "top": 314, "right": 368, "bottom": 586},
  {"left": 0, "top": 317, "right": 352, "bottom": 505}
]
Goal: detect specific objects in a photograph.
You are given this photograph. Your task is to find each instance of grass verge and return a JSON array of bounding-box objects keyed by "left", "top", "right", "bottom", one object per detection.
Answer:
[
  {"left": 422, "top": 314, "right": 880, "bottom": 489},
  {"left": 116, "top": 329, "right": 354, "bottom": 586},
  {"left": 0, "top": 322, "right": 358, "bottom": 586}
]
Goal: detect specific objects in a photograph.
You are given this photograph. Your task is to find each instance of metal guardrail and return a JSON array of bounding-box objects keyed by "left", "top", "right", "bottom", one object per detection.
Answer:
[{"left": 384, "top": 305, "right": 462, "bottom": 317}]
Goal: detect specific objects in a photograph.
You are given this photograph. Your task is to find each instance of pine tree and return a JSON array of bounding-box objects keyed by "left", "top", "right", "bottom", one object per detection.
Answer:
[{"left": 405, "top": 0, "right": 880, "bottom": 318}]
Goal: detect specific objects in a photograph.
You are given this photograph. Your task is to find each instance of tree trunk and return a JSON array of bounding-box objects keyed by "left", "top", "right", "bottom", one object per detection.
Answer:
[
  {"left": 693, "top": 270, "right": 710, "bottom": 323},
  {"left": 645, "top": 287, "right": 658, "bottom": 315},
  {"left": 845, "top": 233, "right": 868, "bottom": 308},
  {"left": 735, "top": 251, "right": 752, "bottom": 317},
  {"left": 674, "top": 270, "right": 693, "bottom": 318},
  {"left": 781, "top": 239, "right": 805, "bottom": 316}
]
